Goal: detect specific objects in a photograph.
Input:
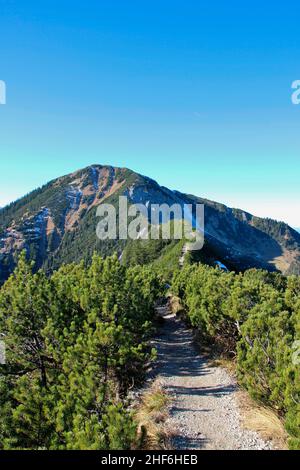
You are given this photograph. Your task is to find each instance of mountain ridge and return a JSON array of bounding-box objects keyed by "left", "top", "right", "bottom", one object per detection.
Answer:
[{"left": 1, "top": 164, "right": 300, "bottom": 281}]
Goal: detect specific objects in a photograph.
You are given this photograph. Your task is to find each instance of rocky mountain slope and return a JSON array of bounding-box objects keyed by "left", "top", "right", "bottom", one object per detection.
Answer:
[{"left": 0, "top": 164, "right": 300, "bottom": 282}]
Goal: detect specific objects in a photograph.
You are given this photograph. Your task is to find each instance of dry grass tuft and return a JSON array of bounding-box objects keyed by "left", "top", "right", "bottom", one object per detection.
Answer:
[
  {"left": 209, "top": 357, "right": 237, "bottom": 375},
  {"left": 237, "top": 390, "right": 288, "bottom": 450},
  {"left": 169, "top": 295, "right": 184, "bottom": 317},
  {"left": 134, "top": 382, "right": 172, "bottom": 450},
  {"left": 142, "top": 387, "right": 169, "bottom": 414}
]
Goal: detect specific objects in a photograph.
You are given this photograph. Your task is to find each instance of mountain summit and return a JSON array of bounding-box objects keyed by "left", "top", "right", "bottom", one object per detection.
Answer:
[{"left": 0, "top": 164, "right": 300, "bottom": 281}]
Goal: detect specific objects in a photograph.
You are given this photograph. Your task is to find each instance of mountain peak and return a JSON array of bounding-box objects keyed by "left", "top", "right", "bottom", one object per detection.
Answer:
[{"left": 1, "top": 165, "right": 300, "bottom": 282}]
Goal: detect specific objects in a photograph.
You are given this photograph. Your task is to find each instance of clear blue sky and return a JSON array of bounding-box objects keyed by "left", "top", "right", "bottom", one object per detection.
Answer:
[{"left": 0, "top": 1, "right": 299, "bottom": 226}]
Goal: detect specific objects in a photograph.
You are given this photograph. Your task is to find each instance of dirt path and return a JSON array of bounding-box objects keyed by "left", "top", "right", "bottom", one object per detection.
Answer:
[{"left": 150, "top": 307, "right": 273, "bottom": 450}]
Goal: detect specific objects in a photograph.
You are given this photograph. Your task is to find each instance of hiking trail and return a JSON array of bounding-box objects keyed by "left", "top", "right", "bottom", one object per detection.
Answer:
[{"left": 149, "top": 305, "right": 273, "bottom": 450}]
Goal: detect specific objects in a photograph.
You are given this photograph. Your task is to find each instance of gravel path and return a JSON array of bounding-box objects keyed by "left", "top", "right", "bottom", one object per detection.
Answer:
[{"left": 151, "top": 308, "right": 273, "bottom": 450}]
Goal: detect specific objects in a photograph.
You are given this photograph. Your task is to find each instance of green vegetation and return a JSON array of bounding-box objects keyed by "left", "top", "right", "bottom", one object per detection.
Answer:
[
  {"left": 172, "top": 264, "right": 300, "bottom": 448},
  {"left": 1, "top": 228, "right": 300, "bottom": 450},
  {"left": 0, "top": 252, "right": 163, "bottom": 450},
  {"left": 122, "top": 238, "right": 184, "bottom": 280},
  {"left": 121, "top": 220, "right": 188, "bottom": 280}
]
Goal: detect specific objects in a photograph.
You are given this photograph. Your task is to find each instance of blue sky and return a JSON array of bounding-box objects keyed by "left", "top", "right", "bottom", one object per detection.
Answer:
[{"left": 0, "top": 0, "right": 299, "bottom": 226}]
